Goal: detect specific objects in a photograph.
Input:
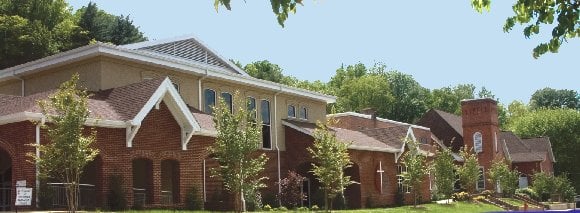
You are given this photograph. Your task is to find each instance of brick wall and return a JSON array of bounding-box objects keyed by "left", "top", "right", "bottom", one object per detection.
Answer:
[{"left": 332, "top": 116, "right": 397, "bottom": 131}]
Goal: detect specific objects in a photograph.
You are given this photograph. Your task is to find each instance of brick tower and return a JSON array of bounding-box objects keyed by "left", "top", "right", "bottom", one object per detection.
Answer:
[{"left": 461, "top": 98, "right": 503, "bottom": 191}]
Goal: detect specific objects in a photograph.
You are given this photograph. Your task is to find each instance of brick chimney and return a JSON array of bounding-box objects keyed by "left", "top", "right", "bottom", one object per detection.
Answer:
[
  {"left": 461, "top": 98, "right": 503, "bottom": 191},
  {"left": 361, "top": 108, "right": 377, "bottom": 128}
]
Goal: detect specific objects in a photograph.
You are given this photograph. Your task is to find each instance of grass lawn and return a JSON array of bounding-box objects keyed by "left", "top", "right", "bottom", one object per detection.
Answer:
[
  {"left": 500, "top": 198, "right": 524, "bottom": 207},
  {"left": 123, "top": 201, "right": 503, "bottom": 213}
]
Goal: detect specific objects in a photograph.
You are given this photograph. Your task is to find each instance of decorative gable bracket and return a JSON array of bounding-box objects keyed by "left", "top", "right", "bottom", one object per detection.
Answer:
[{"left": 126, "top": 123, "right": 141, "bottom": 148}]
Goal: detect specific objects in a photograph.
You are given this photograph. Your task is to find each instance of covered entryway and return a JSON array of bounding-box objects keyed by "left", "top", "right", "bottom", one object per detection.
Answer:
[
  {"left": 160, "top": 159, "right": 179, "bottom": 205},
  {"left": 132, "top": 158, "right": 153, "bottom": 207},
  {"left": 0, "top": 148, "right": 11, "bottom": 211},
  {"left": 296, "top": 162, "right": 321, "bottom": 208}
]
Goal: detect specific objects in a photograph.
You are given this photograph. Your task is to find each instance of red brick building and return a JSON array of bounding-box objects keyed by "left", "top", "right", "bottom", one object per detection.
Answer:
[{"left": 417, "top": 98, "right": 555, "bottom": 191}]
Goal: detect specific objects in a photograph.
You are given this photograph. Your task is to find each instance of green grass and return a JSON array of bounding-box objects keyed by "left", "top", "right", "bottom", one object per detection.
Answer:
[
  {"left": 500, "top": 198, "right": 524, "bottom": 207},
  {"left": 123, "top": 202, "right": 503, "bottom": 213}
]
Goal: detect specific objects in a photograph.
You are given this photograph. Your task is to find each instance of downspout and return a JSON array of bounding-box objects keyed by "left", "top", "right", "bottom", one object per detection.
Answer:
[
  {"left": 35, "top": 116, "right": 45, "bottom": 208},
  {"left": 274, "top": 88, "right": 282, "bottom": 205},
  {"left": 198, "top": 70, "right": 209, "bottom": 110},
  {"left": 12, "top": 70, "right": 24, "bottom": 96}
]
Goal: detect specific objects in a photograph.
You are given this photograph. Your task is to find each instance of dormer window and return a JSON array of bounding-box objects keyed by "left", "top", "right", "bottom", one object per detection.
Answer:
[
  {"left": 288, "top": 105, "right": 296, "bottom": 118},
  {"left": 474, "top": 132, "right": 483, "bottom": 153}
]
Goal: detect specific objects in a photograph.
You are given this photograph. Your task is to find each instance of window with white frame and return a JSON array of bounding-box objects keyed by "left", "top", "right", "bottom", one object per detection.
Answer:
[
  {"left": 299, "top": 106, "right": 308, "bottom": 120},
  {"left": 477, "top": 167, "right": 485, "bottom": 191},
  {"left": 473, "top": 132, "right": 483, "bottom": 153},
  {"left": 397, "top": 165, "right": 409, "bottom": 193},
  {"left": 261, "top": 100, "right": 272, "bottom": 149},
  {"left": 204, "top": 89, "right": 216, "bottom": 114},
  {"left": 288, "top": 105, "right": 296, "bottom": 118},
  {"left": 221, "top": 92, "right": 233, "bottom": 113}
]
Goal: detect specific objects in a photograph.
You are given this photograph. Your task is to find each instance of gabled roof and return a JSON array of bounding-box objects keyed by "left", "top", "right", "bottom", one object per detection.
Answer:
[
  {"left": 0, "top": 37, "right": 336, "bottom": 103},
  {"left": 522, "top": 137, "right": 556, "bottom": 162},
  {"left": 358, "top": 126, "right": 410, "bottom": 150},
  {"left": 500, "top": 131, "right": 545, "bottom": 163},
  {"left": 432, "top": 109, "right": 463, "bottom": 136},
  {"left": 122, "top": 35, "right": 248, "bottom": 76},
  {"left": 282, "top": 119, "right": 402, "bottom": 153}
]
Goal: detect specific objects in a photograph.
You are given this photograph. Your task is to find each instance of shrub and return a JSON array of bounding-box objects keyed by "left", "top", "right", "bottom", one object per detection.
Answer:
[
  {"left": 185, "top": 186, "right": 203, "bottom": 210},
  {"left": 481, "top": 190, "right": 495, "bottom": 197},
  {"left": 278, "top": 206, "right": 288, "bottom": 211},
  {"left": 296, "top": 206, "right": 309, "bottom": 211},
  {"left": 516, "top": 188, "right": 539, "bottom": 200},
  {"left": 38, "top": 181, "right": 55, "bottom": 210},
  {"left": 278, "top": 171, "right": 306, "bottom": 208},
  {"left": 311, "top": 204, "right": 320, "bottom": 211},
  {"left": 473, "top": 196, "right": 486, "bottom": 202},
  {"left": 452, "top": 192, "right": 471, "bottom": 201},
  {"left": 107, "top": 175, "right": 127, "bottom": 211},
  {"left": 263, "top": 204, "right": 273, "bottom": 211}
]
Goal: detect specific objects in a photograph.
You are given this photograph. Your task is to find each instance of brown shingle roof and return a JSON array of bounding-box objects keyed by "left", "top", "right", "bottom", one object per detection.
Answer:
[
  {"left": 500, "top": 131, "right": 545, "bottom": 163},
  {"left": 359, "top": 126, "right": 409, "bottom": 150},
  {"left": 433, "top": 109, "right": 463, "bottom": 136},
  {"left": 282, "top": 119, "right": 402, "bottom": 152},
  {"left": 188, "top": 106, "right": 215, "bottom": 132},
  {"left": 522, "top": 137, "right": 555, "bottom": 162}
]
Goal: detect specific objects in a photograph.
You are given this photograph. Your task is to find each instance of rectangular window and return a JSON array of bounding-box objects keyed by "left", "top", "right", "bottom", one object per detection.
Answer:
[
  {"left": 247, "top": 97, "right": 256, "bottom": 120},
  {"left": 204, "top": 89, "right": 216, "bottom": 114},
  {"left": 261, "top": 100, "right": 271, "bottom": 149},
  {"left": 477, "top": 167, "right": 485, "bottom": 191},
  {"left": 397, "top": 165, "right": 409, "bottom": 193},
  {"left": 299, "top": 106, "right": 308, "bottom": 120},
  {"left": 221, "top": 92, "right": 233, "bottom": 112},
  {"left": 288, "top": 105, "right": 296, "bottom": 118}
]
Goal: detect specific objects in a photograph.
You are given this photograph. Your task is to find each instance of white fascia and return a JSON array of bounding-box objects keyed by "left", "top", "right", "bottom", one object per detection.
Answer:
[
  {"left": 0, "top": 112, "right": 127, "bottom": 129},
  {"left": 129, "top": 77, "right": 200, "bottom": 150}
]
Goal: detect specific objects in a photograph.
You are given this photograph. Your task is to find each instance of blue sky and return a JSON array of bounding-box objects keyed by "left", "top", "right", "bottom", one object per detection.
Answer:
[{"left": 68, "top": 1, "right": 578, "bottom": 105}]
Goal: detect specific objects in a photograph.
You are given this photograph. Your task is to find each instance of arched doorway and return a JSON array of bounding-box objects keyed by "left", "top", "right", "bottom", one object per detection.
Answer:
[
  {"left": 0, "top": 148, "right": 11, "bottom": 211},
  {"left": 132, "top": 158, "right": 153, "bottom": 207},
  {"left": 160, "top": 159, "right": 179, "bottom": 205},
  {"left": 344, "top": 163, "right": 361, "bottom": 209},
  {"left": 296, "top": 162, "right": 321, "bottom": 208},
  {"left": 80, "top": 155, "right": 102, "bottom": 209}
]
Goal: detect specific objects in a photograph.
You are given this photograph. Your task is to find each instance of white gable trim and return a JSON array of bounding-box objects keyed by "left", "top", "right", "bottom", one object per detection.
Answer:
[
  {"left": 0, "top": 112, "right": 127, "bottom": 128},
  {"left": 128, "top": 77, "right": 200, "bottom": 150},
  {"left": 328, "top": 112, "right": 430, "bottom": 130}
]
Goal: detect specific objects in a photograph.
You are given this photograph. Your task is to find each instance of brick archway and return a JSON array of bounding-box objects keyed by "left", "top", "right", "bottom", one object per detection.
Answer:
[{"left": 0, "top": 139, "right": 14, "bottom": 211}]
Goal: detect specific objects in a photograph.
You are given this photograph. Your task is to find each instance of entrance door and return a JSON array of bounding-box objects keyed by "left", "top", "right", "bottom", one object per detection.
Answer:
[{"left": 519, "top": 175, "right": 529, "bottom": 188}]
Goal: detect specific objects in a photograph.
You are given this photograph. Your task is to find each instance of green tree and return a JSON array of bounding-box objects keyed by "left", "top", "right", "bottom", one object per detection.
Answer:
[
  {"left": 472, "top": 0, "right": 580, "bottom": 58},
  {"left": 214, "top": 0, "right": 303, "bottom": 27},
  {"left": 488, "top": 159, "right": 519, "bottom": 197},
  {"left": 428, "top": 84, "right": 476, "bottom": 115},
  {"left": 432, "top": 146, "right": 455, "bottom": 202},
  {"left": 529, "top": 87, "right": 579, "bottom": 110},
  {"left": 401, "top": 139, "right": 428, "bottom": 207},
  {"left": 307, "top": 121, "right": 354, "bottom": 211},
  {"left": 456, "top": 147, "right": 480, "bottom": 194},
  {"left": 336, "top": 73, "right": 393, "bottom": 117},
  {"left": 508, "top": 108, "right": 580, "bottom": 193},
  {"left": 328, "top": 63, "right": 369, "bottom": 91},
  {"left": 27, "top": 73, "right": 99, "bottom": 212},
  {"left": 244, "top": 60, "right": 285, "bottom": 83},
  {"left": 384, "top": 71, "right": 430, "bottom": 123},
  {"left": 208, "top": 92, "right": 269, "bottom": 212},
  {"left": 531, "top": 172, "right": 576, "bottom": 202}
]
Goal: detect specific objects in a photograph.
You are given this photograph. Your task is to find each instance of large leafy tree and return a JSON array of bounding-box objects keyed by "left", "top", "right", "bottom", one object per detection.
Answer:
[
  {"left": 307, "top": 121, "right": 353, "bottom": 211},
  {"left": 384, "top": 71, "right": 430, "bottom": 123},
  {"left": 336, "top": 74, "right": 393, "bottom": 118},
  {"left": 472, "top": 0, "right": 580, "bottom": 58},
  {"left": 28, "top": 73, "right": 99, "bottom": 212},
  {"left": 429, "top": 84, "right": 476, "bottom": 115},
  {"left": 208, "top": 93, "right": 268, "bottom": 212},
  {"left": 401, "top": 139, "right": 428, "bottom": 207},
  {"left": 529, "top": 87, "right": 579, "bottom": 110},
  {"left": 508, "top": 108, "right": 580, "bottom": 193},
  {"left": 432, "top": 146, "right": 455, "bottom": 202},
  {"left": 488, "top": 159, "right": 518, "bottom": 196},
  {"left": 75, "top": 2, "right": 146, "bottom": 45},
  {"left": 244, "top": 60, "right": 285, "bottom": 83}
]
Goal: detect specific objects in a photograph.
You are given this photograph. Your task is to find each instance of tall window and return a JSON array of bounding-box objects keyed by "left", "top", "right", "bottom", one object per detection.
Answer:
[
  {"left": 247, "top": 97, "right": 256, "bottom": 119},
  {"left": 288, "top": 105, "right": 296, "bottom": 118},
  {"left": 473, "top": 132, "right": 483, "bottom": 153},
  {"left": 477, "top": 167, "right": 485, "bottom": 190},
  {"left": 299, "top": 106, "right": 308, "bottom": 120},
  {"left": 204, "top": 89, "right": 216, "bottom": 114},
  {"left": 397, "top": 165, "right": 409, "bottom": 193},
  {"left": 221, "top": 92, "right": 233, "bottom": 112},
  {"left": 261, "top": 100, "right": 271, "bottom": 149}
]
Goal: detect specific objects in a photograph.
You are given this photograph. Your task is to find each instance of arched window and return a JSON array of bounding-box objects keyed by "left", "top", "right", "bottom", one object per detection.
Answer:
[
  {"left": 473, "top": 132, "right": 483, "bottom": 153},
  {"left": 204, "top": 89, "right": 216, "bottom": 114},
  {"left": 299, "top": 106, "right": 308, "bottom": 120},
  {"left": 288, "top": 105, "right": 296, "bottom": 118},
  {"left": 221, "top": 92, "right": 233, "bottom": 112}
]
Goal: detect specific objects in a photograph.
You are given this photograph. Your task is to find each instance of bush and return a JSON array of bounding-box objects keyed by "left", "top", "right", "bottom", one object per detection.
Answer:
[
  {"left": 278, "top": 206, "right": 288, "bottom": 211},
  {"left": 38, "top": 181, "right": 55, "bottom": 210},
  {"left": 452, "top": 192, "right": 470, "bottom": 201},
  {"left": 516, "top": 188, "right": 539, "bottom": 200},
  {"left": 473, "top": 196, "right": 486, "bottom": 202},
  {"left": 107, "top": 175, "right": 127, "bottom": 211},
  {"left": 311, "top": 204, "right": 320, "bottom": 211},
  {"left": 296, "top": 206, "right": 309, "bottom": 211},
  {"left": 185, "top": 186, "right": 203, "bottom": 210},
  {"left": 263, "top": 204, "right": 273, "bottom": 211},
  {"left": 481, "top": 190, "right": 495, "bottom": 197},
  {"left": 278, "top": 171, "right": 306, "bottom": 208}
]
